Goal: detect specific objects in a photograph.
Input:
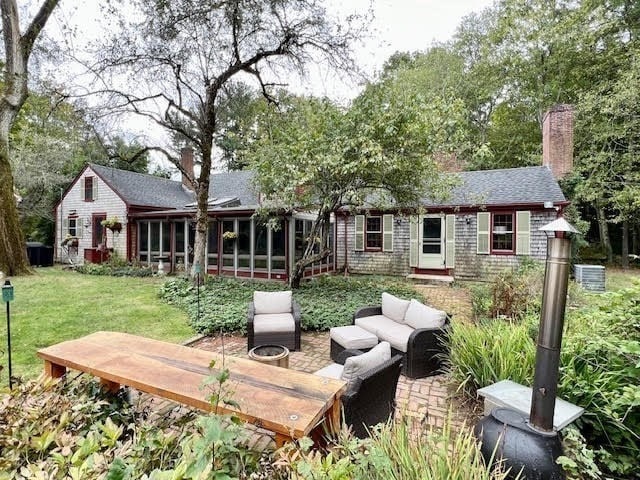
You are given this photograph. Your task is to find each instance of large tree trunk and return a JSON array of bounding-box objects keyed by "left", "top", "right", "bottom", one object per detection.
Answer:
[
  {"left": 596, "top": 202, "right": 613, "bottom": 263},
  {"left": 0, "top": 0, "right": 59, "bottom": 275},
  {"left": 0, "top": 138, "right": 29, "bottom": 275},
  {"left": 621, "top": 220, "right": 629, "bottom": 269},
  {"left": 190, "top": 139, "right": 213, "bottom": 285}
]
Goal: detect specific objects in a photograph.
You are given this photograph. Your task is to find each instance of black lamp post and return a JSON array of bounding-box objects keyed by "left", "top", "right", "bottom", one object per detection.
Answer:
[
  {"left": 2, "top": 277, "right": 15, "bottom": 390},
  {"left": 475, "top": 217, "right": 578, "bottom": 479}
]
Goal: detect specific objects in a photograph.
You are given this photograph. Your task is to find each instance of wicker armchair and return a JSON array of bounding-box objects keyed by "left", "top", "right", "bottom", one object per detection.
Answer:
[
  {"left": 336, "top": 349, "right": 403, "bottom": 438},
  {"left": 352, "top": 306, "right": 450, "bottom": 379},
  {"left": 247, "top": 291, "right": 301, "bottom": 351}
]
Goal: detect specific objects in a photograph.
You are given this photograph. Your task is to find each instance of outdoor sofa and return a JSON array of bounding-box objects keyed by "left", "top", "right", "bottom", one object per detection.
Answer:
[{"left": 342, "top": 293, "right": 451, "bottom": 379}]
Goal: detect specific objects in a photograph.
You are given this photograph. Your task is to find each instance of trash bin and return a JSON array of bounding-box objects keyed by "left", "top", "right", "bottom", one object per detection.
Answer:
[{"left": 26, "top": 242, "right": 54, "bottom": 267}]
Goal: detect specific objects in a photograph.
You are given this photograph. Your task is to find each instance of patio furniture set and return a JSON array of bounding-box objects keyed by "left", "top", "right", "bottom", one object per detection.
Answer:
[{"left": 39, "top": 291, "right": 450, "bottom": 445}]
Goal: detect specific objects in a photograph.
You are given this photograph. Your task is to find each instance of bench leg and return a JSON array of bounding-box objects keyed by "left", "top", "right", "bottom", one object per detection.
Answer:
[
  {"left": 44, "top": 361, "right": 66, "bottom": 378},
  {"left": 100, "top": 378, "right": 120, "bottom": 394},
  {"left": 274, "top": 432, "right": 291, "bottom": 448},
  {"left": 327, "top": 397, "right": 342, "bottom": 434}
]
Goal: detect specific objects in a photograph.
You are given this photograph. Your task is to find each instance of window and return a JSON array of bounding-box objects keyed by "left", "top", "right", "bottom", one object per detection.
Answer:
[
  {"left": 254, "top": 223, "right": 268, "bottom": 270},
  {"left": 492, "top": 213, "right": 514, "bottom": 252},
  {"left": 366, "top": 216, "right": 382, "bottom": 250},
  {"left": 237, "top": 219, "right": 251, "bottom": 268},
  {"left": 68, "top": 217, "right": 78, "bottom": 237},
  {"left": 84, "top": 177, "right": 95, "bottom": 202},
  {"left": 207, "top": 220, "right": 218, "bottom": 266},
  {"left": 271, "top": 219, "right": 286, "bottom": 271}
]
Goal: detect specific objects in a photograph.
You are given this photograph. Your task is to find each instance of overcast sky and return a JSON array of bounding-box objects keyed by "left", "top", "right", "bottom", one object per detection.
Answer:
[{"left": 292, "top": 0, "right": 495, "bottom": 101}]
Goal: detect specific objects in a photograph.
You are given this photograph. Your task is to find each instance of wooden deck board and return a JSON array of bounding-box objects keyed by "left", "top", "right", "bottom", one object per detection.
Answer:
[{"left": 38, "top": 331, "right": 346, "bottom": 441}]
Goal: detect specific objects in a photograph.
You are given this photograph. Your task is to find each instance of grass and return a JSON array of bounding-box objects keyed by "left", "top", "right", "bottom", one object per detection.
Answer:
[{"left": 2, "top": 267, "right": 193, "bottom": 380}]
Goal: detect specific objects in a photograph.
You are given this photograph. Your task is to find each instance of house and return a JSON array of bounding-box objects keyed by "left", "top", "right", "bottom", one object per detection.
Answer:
[
  {"left": 55, "top": 106, "right": 572, "bottom": 282},
  {"left": 54, "top": 150, "right": 336, "bottom": 281}
]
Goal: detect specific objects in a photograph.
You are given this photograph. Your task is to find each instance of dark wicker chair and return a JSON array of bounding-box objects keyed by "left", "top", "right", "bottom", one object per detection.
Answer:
[
  {"left": 335, "top": 349, "right": 403, "bottom": 438},
  {"left": 352, "top": 306, "right": 450, "bottom": 379},
  {"left": 247, "top": 299, "right": 301, "bottom": 351}
]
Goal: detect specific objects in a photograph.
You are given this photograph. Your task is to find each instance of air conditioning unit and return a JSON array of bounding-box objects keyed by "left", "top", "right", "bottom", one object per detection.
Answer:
[{"left": 574, "top": 264, "right": 605, "bottom": 292}]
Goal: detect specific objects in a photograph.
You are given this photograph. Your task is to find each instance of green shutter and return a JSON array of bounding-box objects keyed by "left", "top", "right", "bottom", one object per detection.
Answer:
[
  {"left": 445, "top": 214, "right": 455, "bottom": 267},
  {"left": 516, "top": 211, "right": 531, "bottom": 255},
  {"left": 383, "top": 214, "right": 394, "bottom": 252},
  {"left": 409, "top": 216, "right": 419, "bottom": 267},
  {"left": 354, "top": 215, "right": 365, "bottom": 251},
  {"left": 477, "top": 212, "right": 490, "bottom": 254}
]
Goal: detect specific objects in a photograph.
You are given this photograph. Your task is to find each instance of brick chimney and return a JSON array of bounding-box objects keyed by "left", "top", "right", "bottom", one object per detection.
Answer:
[
  {"left": 542, "top": 104, "right": 573, "bottom": 179},
  {"left": 180, "top": 147, "right": 194, "bottom": 188}
]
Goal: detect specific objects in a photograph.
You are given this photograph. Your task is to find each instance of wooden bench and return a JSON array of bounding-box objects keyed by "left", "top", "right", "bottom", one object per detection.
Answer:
[{"left": 38, "top": 331, "right": 346, "bottom": 446}]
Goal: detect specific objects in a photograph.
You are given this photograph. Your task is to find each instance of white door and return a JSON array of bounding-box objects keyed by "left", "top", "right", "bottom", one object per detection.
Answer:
[{"left": 419, "top": 215, "right": 445, "bottom": 269}]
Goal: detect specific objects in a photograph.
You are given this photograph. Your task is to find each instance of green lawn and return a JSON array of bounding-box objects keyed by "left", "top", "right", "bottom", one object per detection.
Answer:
[{"left": 2, "top": 267, "right": 193, "bottom": 380}]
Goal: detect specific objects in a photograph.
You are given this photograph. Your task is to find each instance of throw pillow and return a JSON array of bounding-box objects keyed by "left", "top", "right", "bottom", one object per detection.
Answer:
[
  {"left": 253, "top": 290, "right": 292, "bottom": 315},
  {"left": 341, "top": 341, "right": 392, "bottom": 384},
  {"left": 381, "top": 292, "right": 410, "bottom": 323},
  {"left": 403, "top": 299, "right": 446, "bottom": 330}
]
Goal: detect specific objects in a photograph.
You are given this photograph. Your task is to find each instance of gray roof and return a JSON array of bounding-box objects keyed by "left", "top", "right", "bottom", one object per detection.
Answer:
[
  {"left": 90, "top": 164, "right": 258, "bottom": 210},
  {"left": 92, "top": 163, "right": 564, "bottom": 212},
  {"left": 423, "top": 166, "right": 566, "bottom": 207},
  {"left": 208, "top": 170, "right": 258, "bottom": 207},
  {"left": 91, "top": 164, "right": 194, "bottom": 209}
]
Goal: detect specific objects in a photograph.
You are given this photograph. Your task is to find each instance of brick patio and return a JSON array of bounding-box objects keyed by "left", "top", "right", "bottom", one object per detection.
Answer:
[{"left": 141, "top": 282, "right": 478, "bottom": 450}]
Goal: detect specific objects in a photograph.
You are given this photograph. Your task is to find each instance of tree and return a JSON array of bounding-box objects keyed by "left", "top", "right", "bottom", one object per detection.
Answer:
[
  {"left": 88, "top": 0, "right": 367, "bottom": 281},
  {"left": 0, "top": 0, "right": 59, "bottom": 275},
  {"left": 249, "top": 81, "right": 467, "bottom": 287}
]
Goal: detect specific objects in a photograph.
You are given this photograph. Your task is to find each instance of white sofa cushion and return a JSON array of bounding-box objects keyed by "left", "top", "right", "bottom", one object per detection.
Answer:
[
  {"left": 404, "top": 299, "right": 446, "bottom": 330},
  {"left": 253, "top": 290, "right": 292, "bottom": 315},
  {"left": 330, "top": 325, "right": 379, "bottom": 349},
  {"left": 314, "top": 362, "right": 344, "bottom": 379},
  {"left": 341, "top": 341, "right": 391, "bottom": 384},
  {"left": 253, "top": 313, "right": 295, "bottom": 333},
  {"left": 376, "top": 323, "right": 414, "bottom": 353},
  {"left": 381, "top": 292, "right": 410, "bottom": 323},
  {"left": 355, "top": 315, "right": 400, "bottom": 337}
]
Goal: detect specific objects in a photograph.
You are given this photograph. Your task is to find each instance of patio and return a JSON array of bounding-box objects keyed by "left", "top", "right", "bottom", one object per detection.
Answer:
[{"left": 144, "top": 284, "right": 476, "bottom": 451}]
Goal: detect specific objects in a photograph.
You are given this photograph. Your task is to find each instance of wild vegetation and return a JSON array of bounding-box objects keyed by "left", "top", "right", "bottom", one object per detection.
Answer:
[
  {"left": 159, "top": 275, "right": 418, "bottom": 334},
  {"left": 450, "top": 272, "right": 640, "bottom": 477}
]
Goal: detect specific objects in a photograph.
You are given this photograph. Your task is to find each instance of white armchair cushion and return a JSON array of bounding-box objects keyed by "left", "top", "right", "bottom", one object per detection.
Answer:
[
  {"left": 341, "top": 341, "right": 391, "bottom": 384},
  {"left": 253, "top": 290, "right": 292, "bottom": 315},
  {"left": 376, "top": 324, "right": 413, "bottom": 353},
  {"left": 314, "top": 363, "right": 344, "bottom": 379},
  {"left": 403, "top": 299, "right": 446, "bottom": 330},
  {"left": 381, "top": 292, "right": 410, "bottom": 323},
  {"left": 253, "top": 313, "right": 295, "bottom": 333}
]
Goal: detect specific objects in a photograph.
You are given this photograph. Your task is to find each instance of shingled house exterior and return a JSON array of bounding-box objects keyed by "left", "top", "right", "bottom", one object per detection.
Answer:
[
  {"left": 54, "top": 160, "right": 335, "bottom": 281},
  {"left": 55, "top": 106, "right": 572, "bottom": 282}
]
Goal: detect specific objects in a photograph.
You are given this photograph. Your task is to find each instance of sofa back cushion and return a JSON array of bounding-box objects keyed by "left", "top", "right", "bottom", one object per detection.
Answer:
[
  {"left": 253, "top": 290, "right": 292, "bottom": 315},
  {"left": 341, "top": 341, "right": 392, "bottom": 384},
  {"left": 404, "top": 299, "right": 446, "bottom": 330},
  {"left": 381, "top": 292, "right": 410, "bottom": 323}
]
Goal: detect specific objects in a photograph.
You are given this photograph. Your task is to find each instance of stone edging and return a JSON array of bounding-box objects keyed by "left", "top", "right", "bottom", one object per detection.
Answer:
[{"left": 181, "top": 334, "right": 206, "bottom": 346}]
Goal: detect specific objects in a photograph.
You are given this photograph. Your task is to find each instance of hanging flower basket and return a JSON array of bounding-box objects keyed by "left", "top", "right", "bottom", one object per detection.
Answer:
[
  {"left": 62, "top": 236, "right": 79, "bottom": 248},
  {"left": 222, "top": 231, "right": 238, "bottom": 240},
  {"left": 101, "top": 216, "right": 123, "bottom": 233}
]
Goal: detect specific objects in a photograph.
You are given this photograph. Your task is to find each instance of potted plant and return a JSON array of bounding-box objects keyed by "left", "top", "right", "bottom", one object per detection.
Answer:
[
  {"left": 222, "top": 231, "right": 238, "bottom": 240},
  {"left": 101, "top": 216, "right": 123, "bottom": 233},
  {"left": 62, "top": 234, "right": 79, "bottom": 248}
]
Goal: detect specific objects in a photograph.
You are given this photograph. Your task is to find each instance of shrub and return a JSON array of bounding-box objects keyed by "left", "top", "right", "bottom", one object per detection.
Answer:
[
  {"left": 159, "top": 275, "right": 418, "bottom": 334},
  {"left": 276, "top": 415, "right": 513, "bottom": 479},
  {"left": 76, "top": 260, "right": 154, "bottom": 277},
  {"left": 447, "top": 280, "right": 640, "bottom": 477},
  {"left": 447, "top": 318, "right": 536, "bottom": 397}
]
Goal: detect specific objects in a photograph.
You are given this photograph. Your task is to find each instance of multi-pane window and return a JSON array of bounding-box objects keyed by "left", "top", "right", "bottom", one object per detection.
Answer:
[
  {"left": 68, "top": 217, "right": 78, "bottom": 236},
  {"left": 271, "top": 220, "right": 286, "bottom": 271},
  {"left": 366, "top": 216, "right": 382, "bottom": 249},
  {"left": 84, "top": 177, "right": 94, "bottom": 201},
  {"left": 492, "top": 214, "right": 514, "bottom": 252}
]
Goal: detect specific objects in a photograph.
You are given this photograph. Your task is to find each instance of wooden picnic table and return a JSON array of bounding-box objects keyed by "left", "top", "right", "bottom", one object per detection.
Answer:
[{"left": 37, "top": 331, "right": 346, "bottom": 446}]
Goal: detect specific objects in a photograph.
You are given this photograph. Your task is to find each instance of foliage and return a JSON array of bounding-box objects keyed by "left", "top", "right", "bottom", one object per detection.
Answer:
[
  {"left": 447, "top": 319, "right": 536, "bottom": 398},
  {"left": 0, "top": 376, "right": 263, "bottom": 479},
  {"left": 5, "top": 267, "right": 191, "bottom": 379},
  {"left": 76, "top": 261, "right": 154, "bottom": 278},
  {"left": 557, "top": 426, "right": 602, "bottom": 480},
  {"left": 276, "top": 416, "right": 513, "bottom": 479},
  {"left": 448, "top": 278, "right": 640, "bottom": 477},
  {"left": 159, "top": 275, "right": 418, "bottom": 334}
]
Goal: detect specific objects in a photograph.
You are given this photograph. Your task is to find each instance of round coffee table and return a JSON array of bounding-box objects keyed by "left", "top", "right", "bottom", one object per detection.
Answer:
[{"left": 248, "top": 344, "right": 290, "bottom": 369}]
